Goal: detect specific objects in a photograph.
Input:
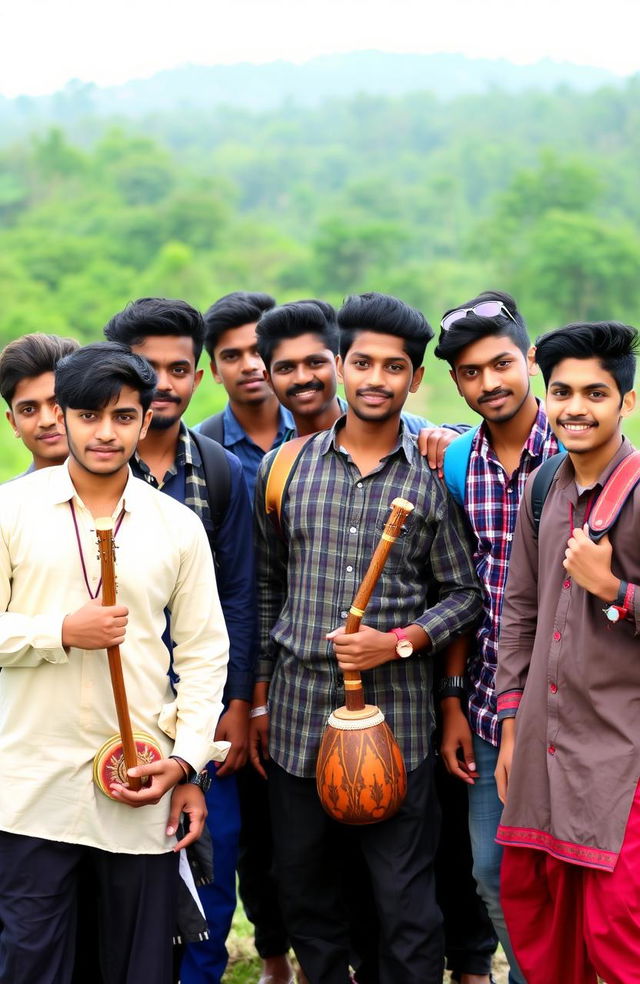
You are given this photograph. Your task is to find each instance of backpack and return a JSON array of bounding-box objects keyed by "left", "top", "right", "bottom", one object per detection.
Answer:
[
  {"left": 198, "top": 411, "right": 225, "bottom": 445},
  {"left": 264, "top": 434, "right": 315, "bottom": 537},
  {"left": 189, "top": 428, "right": 232, "bottom": 540}
]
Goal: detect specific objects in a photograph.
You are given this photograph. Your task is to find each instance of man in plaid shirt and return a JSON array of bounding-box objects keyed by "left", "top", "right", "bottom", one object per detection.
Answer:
[
  {"left": 252, "top": 292, "right": 482, "bottom": 984},
  {"left": 432, "top": 290, "right": 560, "bottom": 984}
]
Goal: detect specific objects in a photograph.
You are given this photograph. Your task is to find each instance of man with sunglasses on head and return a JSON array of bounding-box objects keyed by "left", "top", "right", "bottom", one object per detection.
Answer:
[{"left": 429, "top": 290, "right": 561, "bottom": 984}]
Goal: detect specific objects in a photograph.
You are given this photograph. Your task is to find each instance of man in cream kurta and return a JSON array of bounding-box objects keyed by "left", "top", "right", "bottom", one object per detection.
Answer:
[{"left": 0, "top": 341, "right": 229, "bottom": 984}]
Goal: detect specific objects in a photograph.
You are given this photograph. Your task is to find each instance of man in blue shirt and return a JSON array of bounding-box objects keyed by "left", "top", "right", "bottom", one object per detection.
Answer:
[{"left": 104, "top": 298, "right": 256, "bottom": 984}]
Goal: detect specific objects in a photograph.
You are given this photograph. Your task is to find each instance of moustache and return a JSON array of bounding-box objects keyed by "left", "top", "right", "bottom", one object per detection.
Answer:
[
  {"left": 478, "top": 390, "right": 512, "bottom": 404},
  {"left": 357, "top": 388, "right": 393, "bottom": 399},
  {"left": 152, "top": 392, "right": 181, "bottom": 404},
  {"left": 286, "top": 381, "right": 324, "bottom": 397}
]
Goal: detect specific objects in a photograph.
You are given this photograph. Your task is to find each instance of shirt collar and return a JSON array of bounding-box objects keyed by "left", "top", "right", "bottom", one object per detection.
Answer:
[
  {"left": 477, "top": 399, "right": 553, "bottom": 462},
  {"left": 557, "top": 435, "right": 635, "bottom": 498},
  {"left": 50, "top": 459, "right": 146, "bottom": 515},
  {"left": 134, "top": 421, "right": 195, "bottom": 482},
  {"left": 223, "top": 402, "right": 294, "bottom": 446},
  {"left": 319, "top": 414, "right": 413, "bottom": 463}
]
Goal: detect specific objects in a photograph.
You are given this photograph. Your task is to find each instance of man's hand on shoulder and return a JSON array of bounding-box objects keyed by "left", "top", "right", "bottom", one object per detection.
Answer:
[
  {"left": 213, "top": 700, "right": 250, "bottom": 777},
  {"left": 327, "top": 624, "right": 397, "bottom": 671},
  {"left": 62, "top": 598, "right": 129, "bottom": 650},
  {"left": 417, "top": 426, "right": 459, "bottom": 478}
]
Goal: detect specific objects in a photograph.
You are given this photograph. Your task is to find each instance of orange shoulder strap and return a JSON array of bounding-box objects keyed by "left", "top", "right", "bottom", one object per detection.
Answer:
[{"left": 265, "top": 434, "right": 315, "bottom": 537}]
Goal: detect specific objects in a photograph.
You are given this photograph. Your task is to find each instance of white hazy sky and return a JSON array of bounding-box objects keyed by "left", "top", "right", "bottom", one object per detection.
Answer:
[{"left": 1, "top": 0, "right": 638, "bottom": 98}]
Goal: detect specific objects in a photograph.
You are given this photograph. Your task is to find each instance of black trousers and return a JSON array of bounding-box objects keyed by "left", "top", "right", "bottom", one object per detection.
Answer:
[
  {"left": 236, "top": 761, "right": 291, "bottom": 958},
  {"left": 434, "top": 755, "right": 498, "bottom": 978},
  {"left": 0, "top": 831, "right": 179, "bottom": 984},
  {"left": 269, "top": 756, "right": 444, "bottom": 984}
]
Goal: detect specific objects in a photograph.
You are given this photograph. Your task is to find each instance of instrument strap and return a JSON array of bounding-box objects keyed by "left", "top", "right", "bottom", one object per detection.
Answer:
[
  {"left": 588, "top": 450, "right": 640, "bottom": 542},
  {"left": 69, "top": 501, "right": 126, "bottom": 598},
  {"left": 265, "top": 434, "right": 315, "bottom": 538}
]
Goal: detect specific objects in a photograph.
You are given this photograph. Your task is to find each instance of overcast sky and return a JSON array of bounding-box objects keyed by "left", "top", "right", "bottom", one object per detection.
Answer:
[{"left": 1, "top": 0, "right": 637, "bottom": 98}]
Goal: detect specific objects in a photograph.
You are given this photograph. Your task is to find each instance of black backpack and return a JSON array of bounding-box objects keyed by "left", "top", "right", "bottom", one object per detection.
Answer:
[{"left": 188, "top": 427, "right": 231, "bottom": 545}]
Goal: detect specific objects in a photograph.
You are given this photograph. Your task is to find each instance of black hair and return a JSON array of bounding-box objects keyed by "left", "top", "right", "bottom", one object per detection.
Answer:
[
  {"left": 535, "top": 322, "right": 638, "bottom": 397},
  {"left": 337, "top": 292, "right": 433, "bottom": 371},
  {"left": 434, "top": 289, "right": 530, "bottom": 365},
  {"left": 256, "top": 299, "right": 338, "bottom": 369},
  {"left": 104, "top": 297, "right": 205, "bottom": 364},
  {"left": 0, "top": 333, "right": 79, "bottom": 406},
  {"left": 55, "top": 342, "right": 157, "bottom": 413},
  {"left": 203, "top": 291, "right": 276, "bottom": 359}
]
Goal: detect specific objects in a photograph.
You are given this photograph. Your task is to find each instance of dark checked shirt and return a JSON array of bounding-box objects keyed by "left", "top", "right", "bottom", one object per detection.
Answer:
[
  {"left": 496, "top": 438, "right": 640, "bottom": 871},
  {"left": 132, "top": 423, "right": 256, "bottom": 704},
  {"left": 463, "top": 403, "right": 559, "bottom": 745},
  {"left": 255, "top": 417, "right": 482, "bottom": 778}
]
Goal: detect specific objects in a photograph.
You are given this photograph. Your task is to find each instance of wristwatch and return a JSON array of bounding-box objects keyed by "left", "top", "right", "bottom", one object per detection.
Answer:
[
  {"left": 603, "top": 581, "right": 634, "bottom": 623},
  {"left": 389, "top": 627, "right": 414, "bottom": 659},
  {"left": 438, "top": 675, "right": 467, "bottom": 701},
  {"left": 190, "top": 769, "right": 212, "bottom": 794}
]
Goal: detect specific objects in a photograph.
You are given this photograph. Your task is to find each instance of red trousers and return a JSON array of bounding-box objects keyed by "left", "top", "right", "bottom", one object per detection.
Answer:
[{"left": 501, "top": 785, "right": 640, "bottom": 984}]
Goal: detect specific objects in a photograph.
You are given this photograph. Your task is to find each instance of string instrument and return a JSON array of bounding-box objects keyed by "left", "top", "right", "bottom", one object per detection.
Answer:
[
  {"left": 316, "top": 497, "right": 414, "bottom": 825},
  {"left": 92, "top": 516, "right": 162, "bottom": 798}
]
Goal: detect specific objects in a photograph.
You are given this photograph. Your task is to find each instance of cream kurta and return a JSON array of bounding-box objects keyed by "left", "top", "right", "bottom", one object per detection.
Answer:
[{"left": 0, "top": 464, "right": 229, "bottom": 854}]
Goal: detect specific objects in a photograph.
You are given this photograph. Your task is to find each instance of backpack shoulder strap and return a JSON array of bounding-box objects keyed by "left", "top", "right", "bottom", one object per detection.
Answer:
[
  {"left": 189, "top": 429, "right": 232, "bottom": 534},
  {"left": 265, "top": 434, "right": 315, "bottom": 537},
  {"left": 531, "top": 453, "right": 566, "bottom": 535},
  {"left": 442, "top": 425, "right": 480, "bottom": 505},
  {"left": 589, "top": 450, "right": 640, "bottom": 542},
  {"left": 198, "top": 411, "right": 225, "bottom": 445}
]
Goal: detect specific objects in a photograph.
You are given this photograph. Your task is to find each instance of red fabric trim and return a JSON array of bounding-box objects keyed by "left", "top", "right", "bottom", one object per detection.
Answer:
[
  {"left": 497, "top": 691, "right": 522, "bottom": 713},
  {"left": 496, "top": 824, "right": 617, "bottom": 872}
]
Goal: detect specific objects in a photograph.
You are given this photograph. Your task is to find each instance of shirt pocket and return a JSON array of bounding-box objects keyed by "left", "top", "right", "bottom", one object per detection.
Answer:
[{"left": 374, "top": 514, "right": 416, "bottom": 575}]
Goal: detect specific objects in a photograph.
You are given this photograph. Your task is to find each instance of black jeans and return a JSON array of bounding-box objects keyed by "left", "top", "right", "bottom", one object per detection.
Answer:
[{"left": 269, "top": 756, "right": 444, "bottom": 984}]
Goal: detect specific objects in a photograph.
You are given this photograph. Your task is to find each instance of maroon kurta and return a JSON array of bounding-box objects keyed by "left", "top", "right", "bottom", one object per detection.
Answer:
[{"left": 496, "top": 437, "right": 640, "bottom": 871}]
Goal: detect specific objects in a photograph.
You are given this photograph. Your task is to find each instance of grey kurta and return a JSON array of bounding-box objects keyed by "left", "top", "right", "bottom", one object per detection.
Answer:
[{"left": 496, "top": 437, "right": 640, "bottom": 871}]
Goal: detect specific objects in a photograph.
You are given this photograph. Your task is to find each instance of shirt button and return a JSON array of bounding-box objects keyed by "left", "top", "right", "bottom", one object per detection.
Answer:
[
  {"left": 341, "top": 610, "right": 349, "bottom": 619},
  {"left": 550, "top": 683, "right": 558, "bottom": 694},
  {"left": 346, "top": 566, "right": 353, "bottom": 573},
  {"left": 356, "top": 482, "right": 363, "bottom": 489},
  {"left": 350, "top": 526, "right": 357, "bottom": 534},
  {"left": 548, "top": 744, "right": 556, "bottom": 755},
  {"left": 506, "top": 533, "right": 513, "bottom": 542},
  {"left": 563, "top": 580, "right": 571, "bottom": 589},
  {"left": 553, "top": 631, "right": 561, "bottom": 642},
  {"left": 507, "top": 488, "right": 513, "bottom": 494}
]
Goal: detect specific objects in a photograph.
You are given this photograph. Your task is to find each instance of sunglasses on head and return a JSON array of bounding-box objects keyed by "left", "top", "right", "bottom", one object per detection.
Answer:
[{"left": 440, "top": 300, "right": 518, "bottom": 332}]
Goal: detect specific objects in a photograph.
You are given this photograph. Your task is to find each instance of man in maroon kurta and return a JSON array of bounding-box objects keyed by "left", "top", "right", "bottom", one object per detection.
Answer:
[{"left": 495, "top": 321, "right": 640, "bottom": 984}]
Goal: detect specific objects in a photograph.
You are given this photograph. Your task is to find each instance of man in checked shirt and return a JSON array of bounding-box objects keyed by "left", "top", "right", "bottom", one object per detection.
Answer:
[{"left": 252, "top": 291, "right": 482, "bottom": 984}]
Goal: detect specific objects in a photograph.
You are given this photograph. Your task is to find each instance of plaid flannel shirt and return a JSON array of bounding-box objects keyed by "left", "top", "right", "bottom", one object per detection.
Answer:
[
  {"left": 465, "top": 402, "right": 559, "bottom": 746},
  {"left": 255, "top": 417, "right": 482, "bottom": 778}
]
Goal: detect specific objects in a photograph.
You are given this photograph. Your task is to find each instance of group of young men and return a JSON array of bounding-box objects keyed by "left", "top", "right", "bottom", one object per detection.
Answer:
[{"left": 0, "top": 285, "right": 637, "bottom": 984}]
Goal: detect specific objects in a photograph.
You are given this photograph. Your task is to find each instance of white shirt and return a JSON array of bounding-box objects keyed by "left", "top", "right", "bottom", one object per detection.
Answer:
[{"left": 0, "top": 464, "right": 229, "bottom": 854}]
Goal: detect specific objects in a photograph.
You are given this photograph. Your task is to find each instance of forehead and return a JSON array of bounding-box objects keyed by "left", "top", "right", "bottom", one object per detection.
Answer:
[
  {"left": 12, "top": 371, "right": 56, "bottom": 407},
  {"left": 453, "top": 333, "right": 524, "bottom": 369},
  {"left": 214, "top": 322, "right": 259, "bottom": 353},
  {"left": 131, "top": 334, "right": 196, "bottom": 366},
  {"left": 271, "top": 332, "right": 334, "bottom": 365},
  {"left": 345, "top": 331, "right": 410, "bottom": 361},
  {"left": 548, "top": 356, "right": 616, "bottom": 388}
]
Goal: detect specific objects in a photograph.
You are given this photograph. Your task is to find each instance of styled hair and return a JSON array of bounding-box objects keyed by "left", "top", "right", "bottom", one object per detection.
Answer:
[
  {"left": 256, "top": 299, "right": 338, "bottom": 369},
  {"left": 434, "top": 289, "right": 529, "bottom": 364},
  {"left": 104, "top": 297, "right": 205, "bottom": 364},
  {"left": 338, "top": 292, "right": 433, "bottom": 371},
  {"left": 535, "top": 322, "right": 638, "bottom": 397},
  {"left": 203, "top": 291, "right": 276, "bottom": 359},
  {"left": 55, "top": 342, "right": 157, "bottom": 413},
  {"left": 0, "top": 333, "right": 79, "bottom": 406}
]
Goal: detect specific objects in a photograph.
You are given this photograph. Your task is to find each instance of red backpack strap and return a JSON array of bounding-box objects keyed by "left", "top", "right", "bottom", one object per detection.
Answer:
[
  {"left": 265, "top": 434, "right": 315, "bottom": 537},
  {"left": 589, "top": 450, "right": 640, "bottom": 542}
]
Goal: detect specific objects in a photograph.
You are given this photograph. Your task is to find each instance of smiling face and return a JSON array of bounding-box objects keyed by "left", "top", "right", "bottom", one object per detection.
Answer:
[
  {"left": 267, "top": 332, "right": 337, "bottom": 420},
  {"left": 545, "top": 356, "right": 635, "bottom": 460},
  {"left": 337, "top": 330, "right": 423, "bottom": 424},
  {"left": 210, "top": 322, "right": 273, "bottom": 407},
  {"left": 451, "top": 333, "right": 537, "bottom": 425},
  {"left": 59, "top": 385, "right": 152, "bottom": 479},
  {"left": 128, "top": 335, "right": 202, "bottom": 431},
  {"left": 7, "top": 371, "right": 69, "bottom": 468}
]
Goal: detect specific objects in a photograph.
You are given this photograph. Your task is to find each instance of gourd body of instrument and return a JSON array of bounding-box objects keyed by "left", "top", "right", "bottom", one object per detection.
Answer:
[
  {"left": 93, "top": 517, "right": 162, "bottom": 799},
  {"left": 315, "top": 498, "right": 412, "bottom": 825}
]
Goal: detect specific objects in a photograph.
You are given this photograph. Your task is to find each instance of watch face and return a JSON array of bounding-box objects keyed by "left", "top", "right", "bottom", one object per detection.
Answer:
[
  {"left": 396, "top": 639, "right": 413, "bottom": 658},
  {"left": 605, "top": 606, "right": 620, "bottom": 623}
]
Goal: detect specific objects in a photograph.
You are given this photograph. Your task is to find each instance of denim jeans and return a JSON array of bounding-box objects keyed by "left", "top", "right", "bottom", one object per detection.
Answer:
[{"left": 468, "top": 733, "right": 526, "bottom": 984}]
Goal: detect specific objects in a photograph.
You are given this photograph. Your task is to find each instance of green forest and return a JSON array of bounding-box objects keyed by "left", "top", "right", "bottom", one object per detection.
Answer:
[{"left": 2, "top": 72, "right": 640, "bottom": 477}]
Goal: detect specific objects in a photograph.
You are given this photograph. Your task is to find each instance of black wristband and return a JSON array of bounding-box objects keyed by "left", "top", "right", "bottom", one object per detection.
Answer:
[{"left": 438, "top": 675, "right": 467, "bottom": 701}]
